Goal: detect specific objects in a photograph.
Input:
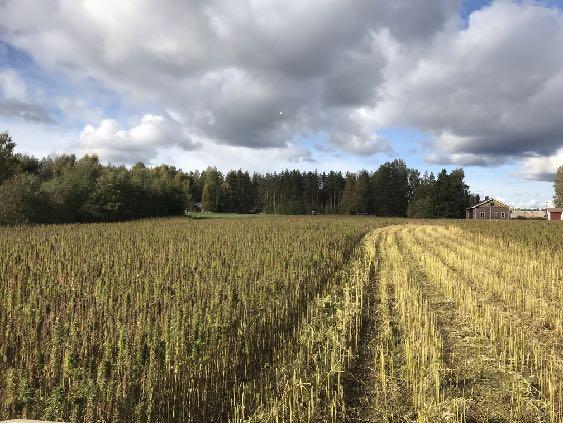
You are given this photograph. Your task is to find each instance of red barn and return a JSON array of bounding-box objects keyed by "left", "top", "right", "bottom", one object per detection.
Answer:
[{"left": 547, "top": 208, "right": 563, "bottom": 221}]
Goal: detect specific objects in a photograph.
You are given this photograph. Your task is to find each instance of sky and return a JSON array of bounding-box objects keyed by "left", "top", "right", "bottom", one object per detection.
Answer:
[{"left": 1, "top": 0, "right": 562, "bottom": 208}]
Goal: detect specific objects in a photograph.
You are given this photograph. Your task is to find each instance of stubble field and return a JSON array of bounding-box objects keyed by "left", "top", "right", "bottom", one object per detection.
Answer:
[{"left": 0, "top": 217, "right": 561, "bottom": 422}]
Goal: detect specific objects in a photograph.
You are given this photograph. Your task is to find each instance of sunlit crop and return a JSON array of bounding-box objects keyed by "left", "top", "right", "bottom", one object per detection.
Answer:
[
  {"left": 0, "top": 217, "right": 561, "bottom": 422},
  {"left": 366, "top": 224, "right": 562, "bottom": 422}
]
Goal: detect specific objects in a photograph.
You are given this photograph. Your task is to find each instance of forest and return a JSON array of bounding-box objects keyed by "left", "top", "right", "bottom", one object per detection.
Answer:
[{"left": 0, "top": 132, "right": 479, "bottom": 224}]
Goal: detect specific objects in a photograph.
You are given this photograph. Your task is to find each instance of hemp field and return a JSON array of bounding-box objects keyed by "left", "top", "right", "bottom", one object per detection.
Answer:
[{"left": 0, "top": 217, "right": 561, "bottom": 422}]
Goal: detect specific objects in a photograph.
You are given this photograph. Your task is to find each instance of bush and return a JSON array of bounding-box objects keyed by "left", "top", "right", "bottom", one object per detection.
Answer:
[{"left": 0, "top": 174, "right": 53, "bottom": 225}]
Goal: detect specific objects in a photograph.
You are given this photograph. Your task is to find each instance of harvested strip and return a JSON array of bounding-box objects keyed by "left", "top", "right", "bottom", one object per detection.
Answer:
[
  {"left": 409, "top": 226, "right": 563, "bottom": 362},
  {"left": 399, "top": 226, "right": 559, "bottom": 421},
  {"left": 378, "top": 228, "right": 443, "bottom": 421},
  {"left": 394, "top": 226, "right": 548, "bottom": 421},
  {"left": 426, "top": 226, "right": 563, "bottom": 333},
  {"left": 446, "top": 224, "right": 563, "bottom": 303},
  {"left": 370, "top": 229, "right": 416, "bottom": 421}
]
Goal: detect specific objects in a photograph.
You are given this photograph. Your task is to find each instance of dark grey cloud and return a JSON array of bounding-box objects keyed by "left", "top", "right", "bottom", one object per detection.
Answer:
[
  {"left": 0, "top": 98, "right": 53, "bottom": 123},
  {"left": 372, "top": 1, "right": 563, "bottom": 178},
  {"left": 322, "top": 43, "right": 385, "bottom": 107},
  {"left": 425, "top": 151, "right": 509, "bottom": 167},
  {"left": 528, "top": 171, "right": 556, "bottom": 183},
  {"left": 374, "top": 0, "right": 460, "bottom": 42}
]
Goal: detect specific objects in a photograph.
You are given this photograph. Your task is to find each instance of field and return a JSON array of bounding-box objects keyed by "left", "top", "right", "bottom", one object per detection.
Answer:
[{"left": 0, "top": 217, "right": 561, "bottom": 422}]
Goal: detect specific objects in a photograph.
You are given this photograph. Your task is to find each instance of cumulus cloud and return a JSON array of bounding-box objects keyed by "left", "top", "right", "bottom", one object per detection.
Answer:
[
  {"left": 330, "top": 132, "right": 390, "bottom": 155},
  {"left": 373, "top": 1, "right": 563, "bottom": 175},
  {"left": 76, "top": 114, "right": 200, "bottom": 164},
  {"left": 0, "top": 0, "right": 457, "bottom": 157},
  {"left": 0, "top": 69, "right": 27, "bottom": 100},
  {"left": 55, "top": 97, "right": 105, "bottom": 125},
  {"left": 1, "top": 0, "right": 563, "bottom": 181},
  {"left": 519, "top": 149, "right": 563, "bottom": 182},
  {"left": 268, "top": 143, "right": 314, "bottom": 163}
]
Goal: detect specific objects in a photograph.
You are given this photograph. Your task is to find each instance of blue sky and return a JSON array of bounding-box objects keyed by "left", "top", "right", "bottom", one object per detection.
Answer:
[{"left": 1, "top": 0, "right": 562, "bottom": 208}]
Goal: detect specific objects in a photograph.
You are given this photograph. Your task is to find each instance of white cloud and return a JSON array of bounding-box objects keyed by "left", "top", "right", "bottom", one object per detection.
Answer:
[
  {"left": 514, "top": 199, "right": 554, "bottom": 209},
  {"left": 520, "top": 149, "right": 563, "bottom": 182},
  {"left": 152, "top": 140, "right": 358, "bottom": 175},
  {"left": 55, "top": 97, "right": 105, "bottom": 124},
  {"left": 372, "top": 1, "right": 563, "bottom": 174},
  {"left": 0, "top": 68, "right": 54, "bottom": 122},
  {"left": 0, "top": 69, "right": 27, "bottom": 100},
  {"left": 1, "top": 0, "right": 563, "bottom": 184},
  {"left": 330, "top": 132, "right": 390, "bottom": 155},
  {"left": 76, "top": 114, "right": 200, "bottom": 164},
  {"left": 0, "top": 0, "right": 457, "bottom": 156},
  {"left": 1, "top": 116, "right": 74, "bottom": 158}
]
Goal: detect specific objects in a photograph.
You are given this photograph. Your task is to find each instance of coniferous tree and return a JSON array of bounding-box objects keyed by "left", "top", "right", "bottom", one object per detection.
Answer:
[
  {"left": 223, "top": 170, "right": 254, "bottom": 213},
  {"left": 372, "top": 160, "right": 409, "bottom": 217},
  {"left": 356, "top": 170, "right": 372, "bottom": 214},
  {"left": 429, "top": 169, "right": 470, "bottom": 218}
]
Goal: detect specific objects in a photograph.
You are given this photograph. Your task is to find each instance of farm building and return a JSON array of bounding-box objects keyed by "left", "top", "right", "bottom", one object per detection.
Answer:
[
  {"left": 510, "top": 209, "right": 547, "bottom": 219},
  {"left": 465, "top": 198, "right": 510, "bottom": 220},
  {"left": 546, "top": 208, "right": 563, "bottom": 220}
]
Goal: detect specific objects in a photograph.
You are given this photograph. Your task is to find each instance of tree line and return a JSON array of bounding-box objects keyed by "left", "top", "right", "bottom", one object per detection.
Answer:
[{"left": 0, "top": 132, "right": 479, "bottom": 225}]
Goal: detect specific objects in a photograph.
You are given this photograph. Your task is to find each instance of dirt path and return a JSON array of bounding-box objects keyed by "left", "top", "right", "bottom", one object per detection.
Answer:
[{"left": 342, "top": 256, "right": 379, "bottom": 422}]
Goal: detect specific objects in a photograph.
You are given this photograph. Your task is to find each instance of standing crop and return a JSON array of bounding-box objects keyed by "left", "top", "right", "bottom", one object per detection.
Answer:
[
  {"left": 0, "top": 216, "right": 390, "bottom": 422},
  {"left": 1, "top": 217, "right": 561, "bottom": 422}
]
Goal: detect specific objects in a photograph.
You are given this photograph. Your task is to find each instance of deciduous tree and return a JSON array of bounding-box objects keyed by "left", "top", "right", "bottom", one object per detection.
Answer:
[{"left": 554, "top": 166, "right": 563, "bottom": 207}]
